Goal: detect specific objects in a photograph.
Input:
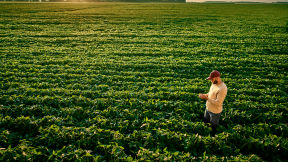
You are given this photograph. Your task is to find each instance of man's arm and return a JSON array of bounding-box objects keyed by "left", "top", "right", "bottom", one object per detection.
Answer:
[
  {"left": 207, "top": 88, "right": 227, "bottom": 106},
  {"left": 199, "top": 93, "right": 208, "bottom": 100}
]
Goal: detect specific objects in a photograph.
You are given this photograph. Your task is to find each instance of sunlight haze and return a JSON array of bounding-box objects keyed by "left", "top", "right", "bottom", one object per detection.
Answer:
[{"left": 187, "top": 0, "right": 288, "bottom": 2}]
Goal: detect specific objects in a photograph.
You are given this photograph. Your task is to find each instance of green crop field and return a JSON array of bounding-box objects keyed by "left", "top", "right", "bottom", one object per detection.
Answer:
[{"left": 0, "top": 2, "right": 287, "bottom": 161}]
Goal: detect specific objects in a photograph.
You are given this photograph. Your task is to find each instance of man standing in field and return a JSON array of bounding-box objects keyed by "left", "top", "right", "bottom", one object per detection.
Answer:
[{"left": 199, "top": 70, "right": 227, "bottom": 136}]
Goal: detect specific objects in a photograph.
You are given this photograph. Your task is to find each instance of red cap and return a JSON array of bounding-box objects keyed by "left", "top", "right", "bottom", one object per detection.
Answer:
[{"left": 206, "top": 70, "right": 220, "bottom": 80}]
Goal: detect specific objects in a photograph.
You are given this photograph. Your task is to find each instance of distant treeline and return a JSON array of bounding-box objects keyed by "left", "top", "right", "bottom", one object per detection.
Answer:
[{"left": 1, "top": 0, "right": 186, "bottom": 2}]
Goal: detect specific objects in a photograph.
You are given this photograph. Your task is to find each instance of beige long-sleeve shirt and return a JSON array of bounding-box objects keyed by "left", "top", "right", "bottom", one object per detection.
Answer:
[{"left": 206, "top": 82, "right": 227, "bottom": 114}]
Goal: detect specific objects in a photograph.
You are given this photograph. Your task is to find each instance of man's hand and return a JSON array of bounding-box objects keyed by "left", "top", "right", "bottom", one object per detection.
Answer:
[{"left": 199, "top": 94, "right": 208, "bottom": 100}]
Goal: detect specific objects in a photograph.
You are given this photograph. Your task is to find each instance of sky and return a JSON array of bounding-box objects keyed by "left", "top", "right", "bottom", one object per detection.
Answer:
[{"left": 186, "top": 0, "right": 288, "bottom": 2}]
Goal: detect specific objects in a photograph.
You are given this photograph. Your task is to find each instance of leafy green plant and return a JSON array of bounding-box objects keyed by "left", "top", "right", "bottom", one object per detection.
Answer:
[{"left": 0, "top": 2, "right": 287, "bottom": 161}]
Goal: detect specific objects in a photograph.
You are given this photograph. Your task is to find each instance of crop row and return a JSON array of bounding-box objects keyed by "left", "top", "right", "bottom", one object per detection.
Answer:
[{"left": 0, "top": 115, "right": 287, "bottom": 161}]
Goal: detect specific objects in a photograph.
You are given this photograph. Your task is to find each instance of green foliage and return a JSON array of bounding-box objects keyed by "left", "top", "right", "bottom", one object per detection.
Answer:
[{"left": 0, "top": 2, "right": 287, "bottom": 161}]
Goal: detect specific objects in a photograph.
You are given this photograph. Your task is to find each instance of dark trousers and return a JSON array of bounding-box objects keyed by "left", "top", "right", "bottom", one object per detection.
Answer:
[{"left": 203, "top": 109, "right": 221, "bottom": 136}]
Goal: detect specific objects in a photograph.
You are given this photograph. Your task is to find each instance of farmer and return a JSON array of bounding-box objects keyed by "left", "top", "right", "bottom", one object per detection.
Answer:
[{"left": 199, "top": 70, "right": 227, "bottom": 136}]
